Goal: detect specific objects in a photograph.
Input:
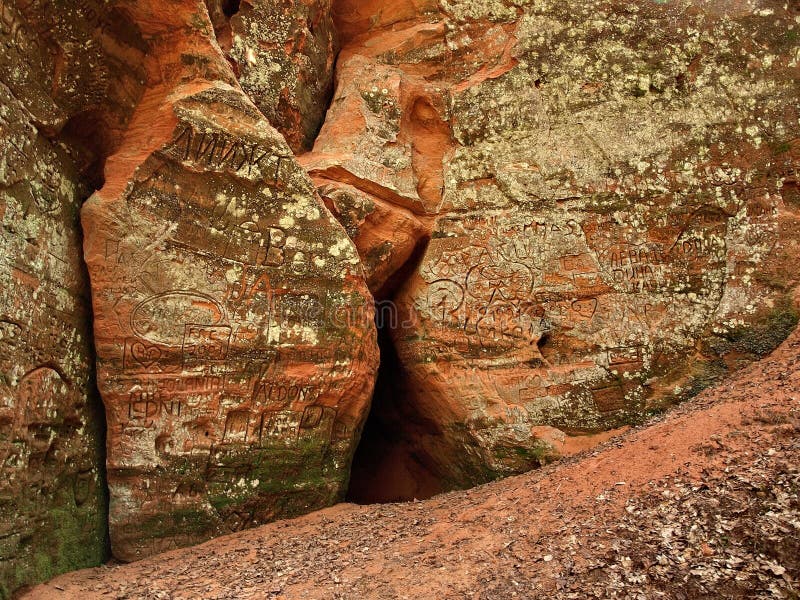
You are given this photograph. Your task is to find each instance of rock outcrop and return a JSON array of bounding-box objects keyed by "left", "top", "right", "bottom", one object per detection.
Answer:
[
  {"left": 24, "top": 316, "right": 800, "bottom": 600},
  {"left": 207, "top": 0, "right": 339, "bottom": 154},
  {"left": 0, "top": 0, "right": 146, "bottom": 593},
  {"left": 322, "top": 0, "right": 800, "bottom": 492},
  {"left": 81, "top": 0, "right": 378, "bottom": 562},
  {"left": 315, "top": 180, "right": 428, "bottom": 297},
  {"left": 2, "top": 0, "right": 800, "bottom": 592},
  {"left": 0, "top": 83, "right": 106, "bottom": 599}
]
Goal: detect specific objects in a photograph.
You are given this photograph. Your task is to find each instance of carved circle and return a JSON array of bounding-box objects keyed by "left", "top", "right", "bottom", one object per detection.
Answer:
[
  {"left": 426, "top": 280, "right": 464, "bottom": 317},
  {"left": 131, "top": 291, "right": 225, "bottom": 346}
]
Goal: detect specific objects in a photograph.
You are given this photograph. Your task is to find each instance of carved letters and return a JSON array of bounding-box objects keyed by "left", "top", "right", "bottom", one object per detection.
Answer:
[
  {"left": 408, "top": 202, "right": 755, "bottom": 429},
  {"left": 165, "top": 125, "right": 289, "bottom": 180}
]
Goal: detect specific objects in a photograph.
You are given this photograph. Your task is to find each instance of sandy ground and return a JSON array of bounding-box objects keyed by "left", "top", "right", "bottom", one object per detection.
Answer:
[{"left": 23, "top": 329, "right": 800, "bottom": 599}]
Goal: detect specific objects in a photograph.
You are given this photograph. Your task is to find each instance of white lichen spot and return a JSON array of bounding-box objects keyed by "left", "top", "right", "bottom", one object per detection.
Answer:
[{"left": 328, "top": 237, "right": 351, "bottom": 258}]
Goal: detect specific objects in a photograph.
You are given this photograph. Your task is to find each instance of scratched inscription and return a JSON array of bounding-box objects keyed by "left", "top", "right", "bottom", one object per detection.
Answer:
[
  {"left": 82, "top": 97, "right": 376, "bottom": 560},
  {"left": 0, "top": 84, "right": 104, "bottom": 584},
  {"left": 407, "top": 197, "right": 775, "bottom": 433},
  {"left": 164, "top": 125, "right": 290, "bottom": 180}
]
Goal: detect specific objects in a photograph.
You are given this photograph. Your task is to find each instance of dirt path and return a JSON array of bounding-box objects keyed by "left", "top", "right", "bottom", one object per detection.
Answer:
[{"left": 24, "top": 331, "right": 800, "bottom": 599}]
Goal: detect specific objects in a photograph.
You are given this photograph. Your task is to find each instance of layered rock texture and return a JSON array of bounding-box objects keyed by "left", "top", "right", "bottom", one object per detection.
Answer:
[
  {"left": 81, "top": 0, "right": 377, "bottom": 562},
  {"left": 0, "top": 84, "right": 106, "bottom": 599},
  {"left": 0, "top": 0, "right": 146, "bottom": 594},
  {"left": 332, "top": 0, "right": 800, "bottom": 494},
  {"left": 24, "top": 319, "right": 800, "bottom": 600},
  {"left": 207, "top": 0, "right": 339, "bottom": 153},
  {"left": 1, "top": 0, "right": 799, "bottom": 595}
]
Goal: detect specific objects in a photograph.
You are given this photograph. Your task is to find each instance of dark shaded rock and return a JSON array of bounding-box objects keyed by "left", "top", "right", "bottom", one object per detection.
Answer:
[{"left": 0, "top": 0, "right": 147, "bottom": 594}]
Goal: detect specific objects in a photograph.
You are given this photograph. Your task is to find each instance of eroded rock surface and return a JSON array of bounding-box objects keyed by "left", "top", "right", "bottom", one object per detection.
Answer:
[
  {"left": 0, "top": 0, "right": 146, "bottom": 593},
  {"left": 0, "top": 84, "right": 106, "bottom": 599},
  {"left": 3, "top": 0, "right": 800, "bottom": 584},
  {"left": 208, "top": 0, "right": 339, "bottom": 154},
  {"left": 327, "top": 0, "right": 800, "bottom": 491},
  {"left": 82, "top": 0, "right": 378, "bottom": 561},
  {"left": 298, "top": 5, "right": 454, "bottom": 294},
  {"left": 22, "top": 322, "right": 800, "bottom": 599},
  {"left": 316, "top": 180, "right": 428, "bottom": 297}
]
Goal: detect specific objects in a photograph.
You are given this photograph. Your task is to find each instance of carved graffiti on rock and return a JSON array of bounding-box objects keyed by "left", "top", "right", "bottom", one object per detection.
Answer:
[{"left": 131, "top": 291, "right": 226, "bottom": 346}]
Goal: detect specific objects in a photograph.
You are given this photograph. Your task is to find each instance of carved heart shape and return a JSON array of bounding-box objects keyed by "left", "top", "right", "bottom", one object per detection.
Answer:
[{"left": 131, "top": 342, "right": 162, "bottom": 369}]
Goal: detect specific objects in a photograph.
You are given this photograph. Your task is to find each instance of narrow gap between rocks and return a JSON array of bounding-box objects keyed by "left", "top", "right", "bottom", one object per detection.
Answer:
[
  {"left": 204, "top": 0, "right": 443, "bottom": 504},
  {"left": 327, "top": 0, "right": 450, "bottom": 503},
  {"left": 222, "top": 0, "right": 241, "bottom": 18},
  {"left": 81, "top": 275, "right": 113, "bottom": 563},
  {"left": 346, "top": 233, "right": 442, "bottom": 504},
  {"left": 70, "top": 153, "right": 112, "bottom": 563},
  {"left": 347, "top": 315, "right": 445, "bottom": 504}
]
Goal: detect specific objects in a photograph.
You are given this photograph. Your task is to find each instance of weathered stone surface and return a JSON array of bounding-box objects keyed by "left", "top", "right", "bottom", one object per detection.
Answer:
[
  {"left": 3, "top": 0, "right": 799, "bottom": 582},
  {"left": 302, "top": 54, "right": 453, "bottom": 216},
  {"left": 24, "top": 322, "right": 800, "bottom": 599},
  {"left": 219, "top": 0, "right": 339, "bottom": 153},
  {"left": 302, "top": 0, "right": 524, "bottom": 295},
  {"left": 315, "top": 180, "right": 427, "bottom": 296},
  {"left": 0, "top": 0, "right": 147, "bottom": 173},
  {"left": 81, "top": 0, "right": 378, "bottom": 561},
  {"left": 0, "top": 83, "right": 106, "bottom": 599},
  {"left": 0, "top": 1, "right": 147, "bottom": 594},
  {"left": 298, "top": 48, "right": 448, "bottom": 292},
  {"left": 328, "top": 0, "right": 800, "bottom": 490}
]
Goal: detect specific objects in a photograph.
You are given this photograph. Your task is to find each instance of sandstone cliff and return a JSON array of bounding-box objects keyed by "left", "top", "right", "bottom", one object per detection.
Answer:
[{"left": 0, "top": 0, "right": 798, "bottom": 596}]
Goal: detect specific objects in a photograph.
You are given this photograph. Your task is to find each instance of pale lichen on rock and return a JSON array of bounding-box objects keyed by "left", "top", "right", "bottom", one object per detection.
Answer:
[
  {"left": 0, "top": 1, "right": 799, "bottom": 593},
  {"left": 334, "top": 0, "right": 800, "bottom": 490},
  {"left": 80, "top": 0, "right": 378, "bottom": 563}
]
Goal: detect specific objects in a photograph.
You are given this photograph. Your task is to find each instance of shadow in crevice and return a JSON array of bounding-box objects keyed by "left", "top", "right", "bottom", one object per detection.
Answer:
[
  {"left": 346, "top": 324, "right": 444, "bottom": 504},
  {"left": 347, "top": 228, "right": 445, "bottom": 504},
  {"left": 84, "top": 316, "right": 113, "bottom": 566},
  {"left": 76, "top": 188, "right": 113, "bottom": 568},
  {"left": 221, "top": 0, "right": 241, "bottom": 18}
]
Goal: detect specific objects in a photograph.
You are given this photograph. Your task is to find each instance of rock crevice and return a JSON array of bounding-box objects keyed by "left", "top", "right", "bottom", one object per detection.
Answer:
[
  {"left": 1, "top": 0, "right": 800, "bottom": 594},
  {"left": 318, "top": 0, "right": 800, "bottom": 499}
]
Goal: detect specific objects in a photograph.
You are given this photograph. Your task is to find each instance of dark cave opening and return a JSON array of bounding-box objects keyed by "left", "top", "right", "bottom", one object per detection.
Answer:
[
  {"left": 346, "top": 323, "right": 444, "bottom": 504},
  {"left": 221, "top": 0, "right": 241, "bottom": 18}
]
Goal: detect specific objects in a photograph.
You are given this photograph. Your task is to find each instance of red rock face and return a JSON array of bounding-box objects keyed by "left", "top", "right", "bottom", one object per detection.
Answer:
[
  {"left": 327, "top": 0, "right": 800, "bottom": 494},
  {"left": 316, "top": 180, "right": 428, "bottom": 297},
  {"left": 0, "top": 0, "right": 147, "bottom": 173},
  {"left": 3, "top": 0, "right": 800, "bottom": 583},
  {"left": 0, "top": 85, "right": 107, "bottom": 595},
  {"left": 298, "top": 0, "right": 524, "bottom": 295},
  {"left": 81, "top": 0, "right": 377, "bottom": 561},
  {"left": 209, "top": 0, "right": 339, "bottom": 154},
  {"left": 297, "top": 12, "right": 455, "bottom": 294}
]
